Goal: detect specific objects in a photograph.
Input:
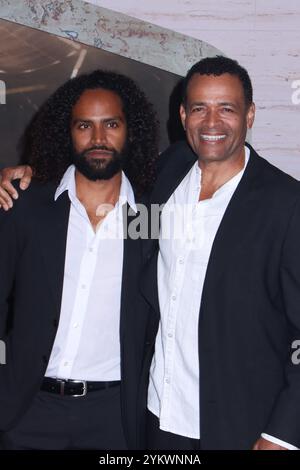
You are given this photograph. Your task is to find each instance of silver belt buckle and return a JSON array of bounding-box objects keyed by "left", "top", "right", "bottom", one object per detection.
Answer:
[
  {"left": 70, "top": 379, "right": 88, "bottom": 397},
  {"left": 56, "top": 378, "right": 87, "bottom": 397}
]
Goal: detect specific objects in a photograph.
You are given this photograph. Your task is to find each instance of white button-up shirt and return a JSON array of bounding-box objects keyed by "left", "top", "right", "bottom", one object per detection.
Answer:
[
  {"left": 45, "top": 165, "right": 136, "bottom": 381},
  {"left": 148, "top": 148, "right": 250, "bottom": 438},
  {"left": 148, "top": 146, "right": 297, "bottom": 450}
]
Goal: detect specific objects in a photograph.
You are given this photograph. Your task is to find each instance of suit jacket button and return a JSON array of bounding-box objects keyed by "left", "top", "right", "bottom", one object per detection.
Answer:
[
  {"left": 42, "top": 355, "right": 48, "bottom": 364},
  {"left": 53, "top": 318, "right": 58, "bottom": 328}
]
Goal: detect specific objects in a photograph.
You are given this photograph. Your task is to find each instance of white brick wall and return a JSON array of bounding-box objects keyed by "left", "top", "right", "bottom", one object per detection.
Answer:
[{"left": 87, "top": 0, "right": 300, "bottom": 177}]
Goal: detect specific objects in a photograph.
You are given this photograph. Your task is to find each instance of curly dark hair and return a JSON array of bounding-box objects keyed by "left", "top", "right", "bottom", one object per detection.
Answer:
[
  {"left": 182, "top": 55, "right": 253, "bottom": 108},
  {"left": 23, "top": 70, "right": 159, "bottom": 196}
]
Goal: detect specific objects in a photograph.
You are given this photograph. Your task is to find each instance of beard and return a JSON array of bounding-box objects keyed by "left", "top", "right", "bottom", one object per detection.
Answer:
[{"left": 71, "top": 144, "right": 128, "bottom": 181}]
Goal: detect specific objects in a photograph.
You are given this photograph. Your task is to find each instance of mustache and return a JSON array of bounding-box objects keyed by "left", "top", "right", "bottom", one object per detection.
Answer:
[{"left": 84, "top": 145, "right": 115, "bottom": 154}]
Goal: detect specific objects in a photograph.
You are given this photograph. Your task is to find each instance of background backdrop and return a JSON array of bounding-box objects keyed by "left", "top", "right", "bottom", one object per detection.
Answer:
[
  {"left": 89, "top": 0, "right": 300, "bottom": 177},
  {"left": 0, "top": 0, "right": 299, "bottom": 177}
]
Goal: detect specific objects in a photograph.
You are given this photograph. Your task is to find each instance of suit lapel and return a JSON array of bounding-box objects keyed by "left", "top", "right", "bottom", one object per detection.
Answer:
[
  {"left": 151, "top": 142, "right": 197, "bottom": 206},
  {"left": 200, "top": 146, "right": 266, "bottom": 312},
  {"left": 120, "top": 204, "right": 137, "bottom": 342},
  {"left": 37, "top": 189, "right": 71, "bottom": 317},
  {"left": 143, "top": 142, "right": 197, "bottom": 259},
  {"left": 120, "top": 201, "right": 162, "bottom": 339}
]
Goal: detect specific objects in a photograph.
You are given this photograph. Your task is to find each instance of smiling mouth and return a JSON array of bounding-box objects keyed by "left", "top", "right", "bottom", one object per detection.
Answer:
[{"left": 200, "top": 134, "right": 226, "bottom": 142}]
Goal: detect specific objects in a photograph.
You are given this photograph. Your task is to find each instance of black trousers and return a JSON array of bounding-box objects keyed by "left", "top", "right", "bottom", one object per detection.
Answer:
[
  {"left": 147, "top": 410, "right": 201, "bottom": 450},
  {"left": 1, "top": 385, "right": 127, "bottom": 450}
]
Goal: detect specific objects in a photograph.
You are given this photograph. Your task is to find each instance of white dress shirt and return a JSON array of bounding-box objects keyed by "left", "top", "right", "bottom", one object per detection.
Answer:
[
  {"left": 45, "top": 165, "right": 136, "bottom": 381},
  {"left": 148, "top": 147, "right": 297, "bottom": 449}
]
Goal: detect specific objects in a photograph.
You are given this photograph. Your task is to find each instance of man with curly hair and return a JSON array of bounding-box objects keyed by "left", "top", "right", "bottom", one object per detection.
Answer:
[{"left": 0, "top": 70, "right": 159, "bottom": 449}]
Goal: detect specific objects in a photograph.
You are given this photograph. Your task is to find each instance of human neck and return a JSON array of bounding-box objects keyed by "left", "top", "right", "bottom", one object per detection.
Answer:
[
  {"left": 75, "top": 170, "right": 122, "bottom": 206},
  {"left": 75, "top": 170, "right": 122, "bottom": 230},
  {"left": 198, "top": 149, "right": 245, "bottom": 201}
]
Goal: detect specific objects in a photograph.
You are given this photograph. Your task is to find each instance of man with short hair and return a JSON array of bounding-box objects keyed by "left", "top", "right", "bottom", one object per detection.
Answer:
[
  {"left": 0, "top": 69, "right": 159, "bottom": 449},
  {"left": 142, "top": 56, "right": 300, "bottom": 450}
]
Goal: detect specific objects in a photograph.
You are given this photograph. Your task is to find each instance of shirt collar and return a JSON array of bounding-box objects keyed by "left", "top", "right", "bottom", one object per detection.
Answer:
[
  {"left": 54, "top": 165, "right": 76, "bottom": 201},
  {"left": 54, "top": 165, "right": 137, "bottom": 213},
  {"left": 194, "top": 144, "right": 250, "bottom": 191}
]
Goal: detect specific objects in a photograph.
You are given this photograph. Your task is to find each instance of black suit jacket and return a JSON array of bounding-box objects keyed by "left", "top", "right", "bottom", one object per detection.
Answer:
[
  {"left": 0, "top": 180, "right": 157, "bottom": 449},
  {"left": 140, "top": 140, "right": 300, "bottom": 449}
]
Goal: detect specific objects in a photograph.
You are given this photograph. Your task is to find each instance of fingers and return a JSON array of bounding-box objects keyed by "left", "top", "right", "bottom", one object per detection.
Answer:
[
  {"left": 19, "top": 165, "right": 33, "bottom": 190},
  {"left": 0, "top": 184, "right": 14, "bottom": 210},
  {"left": 2, "top": 177, "right": 19, "bottom": 199},
  {"left": 0, "top": 165, "right": 33, "bottom": 210},
  {"left": 0, "top": 171, "right": 19, "bottom": 209}
]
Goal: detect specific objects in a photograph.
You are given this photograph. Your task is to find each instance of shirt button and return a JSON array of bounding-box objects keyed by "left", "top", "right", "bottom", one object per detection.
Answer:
[
  {"left": 73, "top": 323, "right": 79, "bottom": 328},
  {"left": 81, "top": 284, "right": 86, "bottom": 289},
  {"left": 64, "top": 361, "right": 68, "bottom": 366},
  {"left": 89, "top": 247, "right": 94, "bottom": 253},
  {"left": 178, "top": 258, "right": 184, "bottom": 264},
  {"left": 168, "top": 333, "right": 173, "bottom": 338},
  {"left": 165, "top": 378, "right": 170, "bottom": 384},
  {"left": 171, "top": 295, "right": 176, "bottom": 301}
]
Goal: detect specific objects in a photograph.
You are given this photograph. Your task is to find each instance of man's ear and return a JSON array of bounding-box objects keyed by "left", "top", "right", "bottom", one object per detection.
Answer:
[
  {"left": 246, "top": 102, "right": 255, "bottom": 129},
  {"left": 179, "top": 103, "right": 187, "bottom": 131}
]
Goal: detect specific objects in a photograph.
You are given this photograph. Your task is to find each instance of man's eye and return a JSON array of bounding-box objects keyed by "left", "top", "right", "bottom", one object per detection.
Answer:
[
  {"left": 222, "top": 107, "right": 234, "bottom": 113},
  {"left": 78, "top": 123, "right": 90, "bottom": 129},
  {"left": 191, "top": 107, "right": 205, "bottom": 113},
  {"left": 106, "top": 121, "right": 118, "bottom": 128}
]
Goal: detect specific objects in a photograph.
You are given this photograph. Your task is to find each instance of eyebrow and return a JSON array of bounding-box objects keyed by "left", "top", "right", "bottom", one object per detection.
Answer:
[
  {"left": 189, "top": 101, "right": 206, "bottom": 106},
  {"left": 218, "top": 102, "right": 237, "bottom": 107},
  {"left": 72, "top": 116, "right": 125, "bottom": 125},
  {"left": 189, "top": 101, "right": 237, "bottom": 107}
]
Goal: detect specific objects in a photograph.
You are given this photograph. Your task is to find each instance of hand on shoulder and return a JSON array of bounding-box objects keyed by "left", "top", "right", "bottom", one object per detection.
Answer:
[{"left": 0, "top": 165, "right": 33, "bottom": 210}]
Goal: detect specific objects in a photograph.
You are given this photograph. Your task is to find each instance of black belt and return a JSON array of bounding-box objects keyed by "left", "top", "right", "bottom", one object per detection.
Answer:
[{"left": 41, "top": 377, "right": 121, "bottom": 397}]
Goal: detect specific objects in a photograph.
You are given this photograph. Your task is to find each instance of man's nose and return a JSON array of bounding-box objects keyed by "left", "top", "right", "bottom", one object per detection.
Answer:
[
  {"left": 91, "top": 125, "right": 107, "bottom": 145},
  {"left": 205, "top": 109, "right": 220, "bottom": 128}
]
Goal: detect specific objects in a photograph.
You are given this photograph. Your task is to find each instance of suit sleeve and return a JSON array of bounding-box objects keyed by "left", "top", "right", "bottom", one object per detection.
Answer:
[
  {"left": 264, "top": 194, "right": 300, "bottom": 447},
  {"left": 0, "top": 209, "right": 19, "bottom": 337}
]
